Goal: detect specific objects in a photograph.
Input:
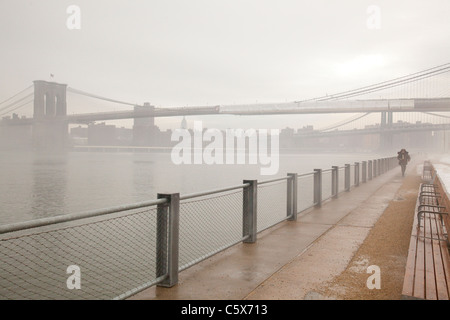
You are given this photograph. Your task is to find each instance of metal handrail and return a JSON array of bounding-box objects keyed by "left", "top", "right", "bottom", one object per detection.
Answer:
[
  {"left": 180, "top": 183, "right": 250, "bottom": 201},
  {"left": 0, "top": 198, "right": 168, "bottom": 235},
  {"left": 297, "top": 171, "right": 315, "bottom": 178},
  {"left": 258, "top": 176, "right": 290, "bottom": 185}
]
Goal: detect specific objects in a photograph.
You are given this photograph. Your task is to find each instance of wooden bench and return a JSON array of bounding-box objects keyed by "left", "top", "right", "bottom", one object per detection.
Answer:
[
  {"left": 422, "top": 160, "right": 434, "bottom": 184},
  {"left": 402, "top": 163, "right": 450, "bottom": 300}
]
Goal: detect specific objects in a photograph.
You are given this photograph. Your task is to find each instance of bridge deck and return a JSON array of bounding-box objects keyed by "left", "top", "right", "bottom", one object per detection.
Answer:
[{"left": 2, "top": 97, "right": 449, "bottom": 125}]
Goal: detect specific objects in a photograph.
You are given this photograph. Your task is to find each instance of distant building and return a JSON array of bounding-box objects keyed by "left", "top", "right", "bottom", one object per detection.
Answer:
[
  {"left": 88, "top": 122, "right": 116, "bottom": 146},
  {"left": 70, "top": 125, "right": 88, "bottom": 145},
  {"left": 280, "top": 127, "right": 295, "bottom": 148},
  {"left": 70, "top": 125, "right": 88, "bottom": 138},
  {"left": 116, "top": 127, "right": 133, "bottom": 145}
]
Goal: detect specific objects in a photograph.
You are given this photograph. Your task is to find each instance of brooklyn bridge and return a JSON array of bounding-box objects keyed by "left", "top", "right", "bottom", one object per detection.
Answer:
[{"left": 1, "top": 63, "right": 450, "bottom": 152}]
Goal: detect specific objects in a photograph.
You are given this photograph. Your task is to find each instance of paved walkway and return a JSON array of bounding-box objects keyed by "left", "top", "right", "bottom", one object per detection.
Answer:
[{"left": 129, "top": 161, "right": 418, "bottom": 300}]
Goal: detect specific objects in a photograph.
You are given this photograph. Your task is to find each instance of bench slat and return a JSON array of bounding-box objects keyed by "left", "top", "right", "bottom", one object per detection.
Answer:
[
  {"left": 402, "top": 235, "right": 418, "bottom": 297},
  {"left": 424, "top": 212, "right": 437, "bottom": 299},
  {"left": 432, "top": 214, "right": 449, "bottom": 299},
  {"left": 414, "top": 211, "right": 426, "bottom": 299},
  {"left": 403, "top": 196, "right": 420, "bottom": 298},
  {"left": 440, "top": 238, "right": 450, "bottom": 298}
]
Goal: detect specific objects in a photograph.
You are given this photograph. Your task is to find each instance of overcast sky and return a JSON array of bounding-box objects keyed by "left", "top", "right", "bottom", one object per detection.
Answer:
[{"left": 1, "top": 0, "right": 449, "bottom": 129}]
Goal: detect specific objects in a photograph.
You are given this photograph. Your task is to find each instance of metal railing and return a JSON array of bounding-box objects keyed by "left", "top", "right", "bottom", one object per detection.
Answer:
[{"left": 0, "top": 156, "right": 399, "bottom": 300}]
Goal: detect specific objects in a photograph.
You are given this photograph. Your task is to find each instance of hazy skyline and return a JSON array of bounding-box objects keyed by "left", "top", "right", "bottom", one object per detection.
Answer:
[{"left": 1, "top": 0, "right": 450, "bottom": 129}]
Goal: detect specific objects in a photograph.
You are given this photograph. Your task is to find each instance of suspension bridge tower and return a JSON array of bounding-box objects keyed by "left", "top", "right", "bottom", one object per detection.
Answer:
[
  {"left": 380, "top": 110, "right": 394, "bottom": 151},
  {"left": 32, "top": 80, "right": 68, "bottom": 152}
]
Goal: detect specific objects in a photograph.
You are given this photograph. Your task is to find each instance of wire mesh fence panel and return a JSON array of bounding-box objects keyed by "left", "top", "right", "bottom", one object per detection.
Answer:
[
  {"left": 297, "top": 174, "right": 314, "bottom": 213},
  {"left": 349, "top": 165, "right": 355, "bottom": 188},
  {"left": 338, "top": 167, "right": 346, "bottom": 194},
  {"left": 178, "top": 189, "right": 244, "bottom": 271},
  {"left": 322, "top": 170, "right": 333, "bottom": 201},
  {"left": 0, "top": 207, "right": 160, "bottom": 300},
  {"left": 257, "top": 180, "right": 288, "bottom": 232}
]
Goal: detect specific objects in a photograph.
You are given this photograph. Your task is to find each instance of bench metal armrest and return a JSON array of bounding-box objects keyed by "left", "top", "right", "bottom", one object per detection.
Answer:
[{"left": 417, "top": 210, "right": 449, "bottom": 228}]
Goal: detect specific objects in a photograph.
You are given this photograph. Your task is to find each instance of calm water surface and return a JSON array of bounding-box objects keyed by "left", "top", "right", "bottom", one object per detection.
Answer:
[{"left": 0, "top": 151, "right": 385, "bottom": 226}]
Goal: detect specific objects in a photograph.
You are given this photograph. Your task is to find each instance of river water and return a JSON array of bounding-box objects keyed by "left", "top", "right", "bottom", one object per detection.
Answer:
[{"left": 0, "top": 150, "right": 386, "bottom": 226}]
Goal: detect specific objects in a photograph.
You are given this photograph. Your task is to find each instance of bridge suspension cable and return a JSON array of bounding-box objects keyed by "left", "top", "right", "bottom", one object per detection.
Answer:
[
  {"left": 421, "top": 112, "right": 450, "bottom": 119},
  {"left": 298, "top": 62, "right": 450, "bottom": 103},
  {"left": 0, "top": 92, "right": 34, "bottom": 117},
  {"left": 0, "top": 85, "right": 33, "bottom": 107},
  {"left": 0, "top": 96, "right": 34, "bottom": 117},
  {"left": 318, "top": 64, "right": 450, "bottom": 101},
  {"left": 316, "top": 112, "right": 372, "bottom": 132},
  {"left": 67, "top": 87, "right": 142, "bottom": 107},
  {"left": 0, "top": 85, "right": 34, "bottom": 117}
]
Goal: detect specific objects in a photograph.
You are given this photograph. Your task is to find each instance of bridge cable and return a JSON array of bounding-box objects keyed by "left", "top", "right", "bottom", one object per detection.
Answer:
[
  {"left": 421, "top": 112, "right": 450, "bottom": 119},
  {"left": 67, "top": 87, "right": 142, "bottom": 107},
  {"left": 316, "top": 112, "right": 372, "bottom": 132},
  {"left": 297, "top": 63, "right": 450, "bottom": 103},
  {"left": 0, "top": 93, "right": 34, "bottom": 113},
  {"left": 0, "top": 85, "right": 33, "bottom": 107},
  {"left": 316, "top": 66, "right": 450, "bottom": 101},
  {"left": 309, "top": 63, "right": 450, "bottom": 102},
  {"left": 0, "top": 98, "right": 33, "bottom": 117}
]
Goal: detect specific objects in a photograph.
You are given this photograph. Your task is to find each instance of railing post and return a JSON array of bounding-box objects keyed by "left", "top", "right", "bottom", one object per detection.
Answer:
[
  {"left": 314, "top": 169, "right": 322, "bottom": 207},
  {"left": 362, "top": 161, "right": 367, "bottom": 183},
  {"left": 332, "top": 166, "right": 339, "bottom": 198},
  {"left": 368, "top": 160, "right": 373, "bottom": 180},
  {"left": 287, "top": 173, "right": 298, "bottom": 221},
  {"left": 354, "top": 162, "right": 360, "bottom": 187},
  {"left": 345, "top": 164, "right": 350, "bottom": 191},
  {"left": 243, "top": 180, "right": 257, "bottom": 243},
  {"left": 156, "top": 193, "right": 180, "bottom": 288}
]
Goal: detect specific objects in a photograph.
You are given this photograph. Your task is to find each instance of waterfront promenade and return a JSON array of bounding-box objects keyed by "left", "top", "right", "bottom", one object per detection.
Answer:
[{"left": 130, "top": 159, "right": 423, "bottom": 300}]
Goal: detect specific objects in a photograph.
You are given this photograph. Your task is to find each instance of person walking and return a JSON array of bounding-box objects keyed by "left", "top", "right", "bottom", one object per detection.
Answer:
[{"left": 397, "top": 149, "right": 410, "bottom": 177}]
